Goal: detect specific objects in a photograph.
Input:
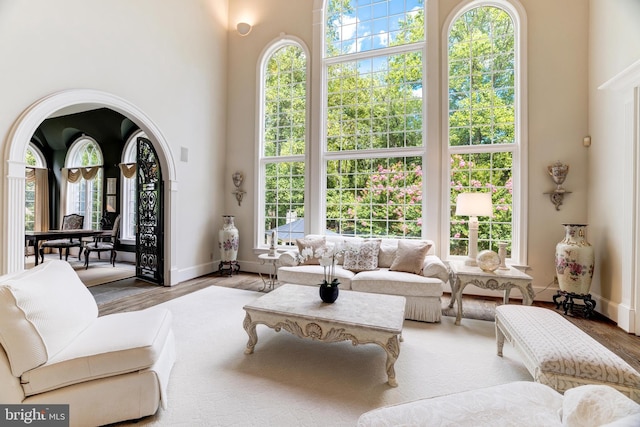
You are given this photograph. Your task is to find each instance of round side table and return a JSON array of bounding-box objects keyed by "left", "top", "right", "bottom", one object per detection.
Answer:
[{"left": 258, "top": 253, "right": 281, "bottom": 292}]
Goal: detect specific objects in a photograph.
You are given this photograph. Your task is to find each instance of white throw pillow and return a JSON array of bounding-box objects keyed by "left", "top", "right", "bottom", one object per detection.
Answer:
[
  {"left": 0, "top": 261, "right": 98, "bottom": 377},
  {"left": 343, "top": 239, "right": 381, "bottom": 272},
  {"left": 562, "top": 385, "right": 640, "bottom": 427}
]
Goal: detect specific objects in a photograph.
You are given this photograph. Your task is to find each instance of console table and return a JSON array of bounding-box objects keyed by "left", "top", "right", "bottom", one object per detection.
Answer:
[{"left": 448, "top": 261, "right": 534, "bottom": 325}]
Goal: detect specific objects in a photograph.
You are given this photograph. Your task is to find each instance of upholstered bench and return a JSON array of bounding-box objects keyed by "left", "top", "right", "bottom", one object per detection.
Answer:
[{"left": 495, "top": 305, "right": 640, "bottom": 403}]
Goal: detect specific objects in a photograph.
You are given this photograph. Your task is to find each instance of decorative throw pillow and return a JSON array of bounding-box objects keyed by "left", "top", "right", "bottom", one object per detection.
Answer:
[
  {"left": 295, "top": 236, "right": 326, "bottom": 265},
  {"left": 343, "top": 239, "right": 382, "bottom": 272},
  {"left": 562, "top": 385, "right": 640, "bottom": 427},
  {"left": 389, "top": 240, "right": 432, "bottom": 275}
]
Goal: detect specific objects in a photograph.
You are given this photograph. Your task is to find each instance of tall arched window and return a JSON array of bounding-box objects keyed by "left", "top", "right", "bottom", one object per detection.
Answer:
[
  {"left": 64, "top": 136, "right": 103, "bottom": 229},
  {"left": 322, "top": 0, "right": 426, "bottom": 238},
  {"left": 446, "top": 0, "right": 527, "bottom": 264},
  {"left": 257, "top": 37, "right": 308, "bottom": 246},
  {"left": 121, "top": 130, "right": 144, "bottom": 242},
  {"left": 25, "top": 143, "right": 47, "bottom": 231}
]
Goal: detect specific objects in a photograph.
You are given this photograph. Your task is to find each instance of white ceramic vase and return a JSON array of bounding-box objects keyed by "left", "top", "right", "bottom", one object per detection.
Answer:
[
  {"left": 555, "top": 224, "right": 594, "bottom": 295},
  {"left": 219, "top": 215, "right": 239, "bottom": 262}
]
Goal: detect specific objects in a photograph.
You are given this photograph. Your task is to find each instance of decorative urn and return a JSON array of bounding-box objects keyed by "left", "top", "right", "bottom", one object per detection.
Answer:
[{"left": 555, "top": 224, "right": 594, "bottom": 295}]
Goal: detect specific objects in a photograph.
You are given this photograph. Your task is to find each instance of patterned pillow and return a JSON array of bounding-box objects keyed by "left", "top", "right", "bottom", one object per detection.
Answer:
[
  {"left": 389, "top": 240, "right": 432, "bottom": 275},
  {"left": 343, "top": 239, "right": 382, "bottom": 272},
  {"left": 295, "top": 236, "right": 326, "bottom": 265}
]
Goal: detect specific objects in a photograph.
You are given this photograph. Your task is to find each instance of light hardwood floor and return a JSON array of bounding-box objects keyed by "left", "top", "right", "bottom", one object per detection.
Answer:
[{"left": 95, "top": 272, "right": 640, "bottom": 373}]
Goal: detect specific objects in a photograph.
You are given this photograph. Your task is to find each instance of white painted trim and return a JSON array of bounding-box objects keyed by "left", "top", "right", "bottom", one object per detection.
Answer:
[
  {"left": 2, "top": 89, "right": 179, "bottom": 285},
  {"left": 598, "top": 58, "right": 640, "bottom": 92},
  {"left": 311, "top": 0, "right": 325, "bottom": 237},
  {"left": 598, "top": 61, "right": 640, "bottom": 334}
]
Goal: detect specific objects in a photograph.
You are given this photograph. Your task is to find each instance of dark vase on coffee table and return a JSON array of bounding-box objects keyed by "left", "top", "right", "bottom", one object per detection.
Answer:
[{"left": 319, "top": 281, "right": 339, "bottom": 303}]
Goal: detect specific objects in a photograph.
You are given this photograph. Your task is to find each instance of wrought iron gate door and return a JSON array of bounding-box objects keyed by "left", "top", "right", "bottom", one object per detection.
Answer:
[{"left": 136, "top": 136, "right": 164, "bottom": 284}]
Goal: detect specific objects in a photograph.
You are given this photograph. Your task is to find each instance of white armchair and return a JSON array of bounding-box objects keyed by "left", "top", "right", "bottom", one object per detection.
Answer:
[{"left": 0, "top": 261, "right": 175, "bottom": 426}]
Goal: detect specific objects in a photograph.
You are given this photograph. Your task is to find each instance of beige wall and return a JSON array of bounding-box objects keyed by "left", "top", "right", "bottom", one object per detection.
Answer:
[
  {"left": 0, "top": 0, "right": 229, "bottom": 283},
  {"left": 226, "top": 0, "right": 315, "bottom": 266},
  {"left": 588, "top": 0, "right": 640, "bottom": 326},
  {"left": 227, "top": 0, "right": 590, "bottom": 302}
]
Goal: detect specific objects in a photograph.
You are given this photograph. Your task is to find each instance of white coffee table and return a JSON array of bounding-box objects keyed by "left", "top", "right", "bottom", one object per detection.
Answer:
[{"left": 242, "top": 284, "right": 406, "bottom": 386}]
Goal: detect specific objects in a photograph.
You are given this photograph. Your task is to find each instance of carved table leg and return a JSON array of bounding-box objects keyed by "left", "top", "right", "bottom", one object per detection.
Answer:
[
  {"left": 448, "top": 274, "right": 459, "bottom": 309},
  {"left": 522, "top": 284, "right": 535, "bottom": 305},
  {"left": 383, "top": 335, "right": 401, "bottom": 387},
  {"left": 455, "top": 282, "right": 467, "bottom": 326},
  {"left": 243, "top": 312, "right": 258, "bottom": 355},
  {"left": 504, "top": 286, "right": 512, "bottom": 304},
  {"left": 496, "top": 322, "right": 505, "bottom": 357}
]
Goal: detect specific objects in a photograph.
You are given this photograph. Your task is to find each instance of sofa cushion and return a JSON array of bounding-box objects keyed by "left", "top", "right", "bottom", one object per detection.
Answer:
[
  {"left": 278, "top": 265, "right": 355, "bottom": 289},
  {"left": 0, "top": 261, "right": 98, "bottom": 377},
  {"left": 562, "top": 384, "right": 640, "bottom": 427},
  {"left": 351, "top": 268, "right": 443, "bottom": 297},
  {"left": 21, "top": 308, "right": 173, "bottom": 396},
  {"left": 295, "top": 236, "right": 326, "bottom": 265},
  {"left": 389, "top": 240, "right": 432, "bottom": 274},
  {"left": 343, "top": 239, "right": 381, "bottom": 272},
  {"left": 377, "top": 242, "right": 397, "bottom": 268}
]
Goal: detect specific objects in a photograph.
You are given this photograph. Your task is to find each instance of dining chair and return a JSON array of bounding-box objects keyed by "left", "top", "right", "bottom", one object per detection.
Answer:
[
  {"left": 84, "top": 215, "right": 121, "bottom": 269},
  {"left": 39, "top": 214, "right": 85, "bottom": 263}
]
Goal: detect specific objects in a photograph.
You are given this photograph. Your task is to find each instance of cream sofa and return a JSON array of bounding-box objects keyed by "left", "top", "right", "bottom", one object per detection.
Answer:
[
  {"left": 277, "top": 234, "right": 449, "bottom": 322},
  {"left": 357, "top": 381, "right": 640, "bottom": 427},
  {"left": 0, "top": 260, "right": 176, "bottom": 427}
]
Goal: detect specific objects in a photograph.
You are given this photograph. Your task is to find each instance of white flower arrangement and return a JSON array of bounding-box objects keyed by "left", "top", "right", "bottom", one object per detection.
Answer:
[{"left": 297, "top": 242, "right": 361, "bottom": 287}]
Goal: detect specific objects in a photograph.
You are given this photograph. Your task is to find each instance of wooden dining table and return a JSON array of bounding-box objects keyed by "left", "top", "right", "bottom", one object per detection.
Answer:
[{"left": 25, "top": 229, "right": 108, "bottom": 266}]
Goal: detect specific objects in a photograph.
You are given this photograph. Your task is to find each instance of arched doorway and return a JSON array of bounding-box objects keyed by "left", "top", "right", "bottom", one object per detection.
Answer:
[{"left": 2, "top": 89, "right": 178, "bottom": 285}]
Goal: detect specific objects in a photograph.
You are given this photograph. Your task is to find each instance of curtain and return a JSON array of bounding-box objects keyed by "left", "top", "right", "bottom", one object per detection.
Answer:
[
  {"left": 25, "top": 168, "right": 50, "bottom": 232},
  {"left": 63, "top": 166, "right": 101, "bottom": 183},
  {"left": 61, "top": 166, "right": 102, "bottom": 222},
  {"left": 119, "top": 163, "right": 136, "bottom": 179},
  {"left": 34, "top": 168, "right": 49, "bottom": 232}
]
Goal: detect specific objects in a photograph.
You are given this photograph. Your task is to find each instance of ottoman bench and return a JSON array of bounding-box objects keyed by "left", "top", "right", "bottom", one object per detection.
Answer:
[{"left": 495, "top": 305, "right": 640, "bottom": 403}]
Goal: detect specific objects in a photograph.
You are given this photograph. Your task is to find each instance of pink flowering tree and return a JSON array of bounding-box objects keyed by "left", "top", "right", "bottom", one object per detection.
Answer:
[{"left": 327, "top": 159, "right": 423, "bottom": 238}]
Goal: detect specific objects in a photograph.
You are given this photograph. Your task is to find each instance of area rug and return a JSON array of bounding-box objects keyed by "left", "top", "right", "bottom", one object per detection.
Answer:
[
  {"left": 73, "top": 264, "right": 135, "bottom": 287},
  {"left": 25, "top": 256, "right": 135, "bottom": 287},
  {"left": 120, "top": 286, "right": 531, "bottom": 426}
]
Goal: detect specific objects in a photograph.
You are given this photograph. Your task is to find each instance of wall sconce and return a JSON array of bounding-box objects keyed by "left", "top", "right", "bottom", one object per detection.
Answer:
[
  {"left": 544, "top": 161, "right": 571, "bottom": 211},
  {"left": 232, "top": 172, "right": 246, "bottom": 206},
  {"left": 456, "top": 192, "right": 493, "bottom": 266},
  {"left": 236, "top": 22, "right": 252, "bottom": 36}
]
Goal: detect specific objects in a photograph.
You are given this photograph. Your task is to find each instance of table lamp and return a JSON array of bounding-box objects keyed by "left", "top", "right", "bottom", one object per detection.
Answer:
[{"left": 456, "top": 192, "right": 493, "bottom": 266}]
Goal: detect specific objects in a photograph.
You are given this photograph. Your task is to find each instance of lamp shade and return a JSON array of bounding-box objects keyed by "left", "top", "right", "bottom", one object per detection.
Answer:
[{"left": 456, "top": 192, "right": 493, "bottom": 217}]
